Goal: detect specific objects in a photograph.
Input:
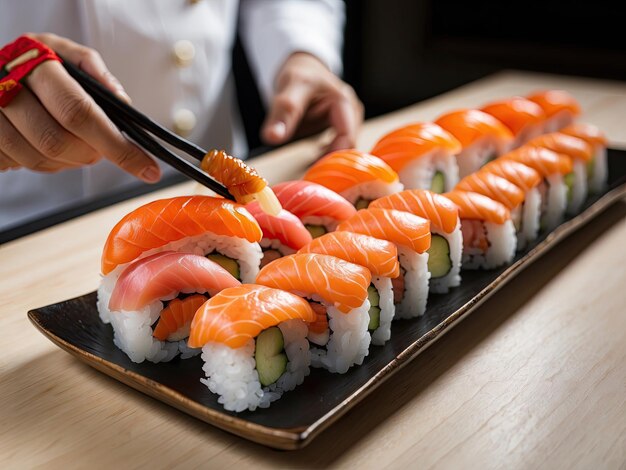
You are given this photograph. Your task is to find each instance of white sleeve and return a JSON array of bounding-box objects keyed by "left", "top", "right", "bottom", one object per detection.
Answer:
[{"left": 239, "top": 0, "right": 345, "bottom": 105}]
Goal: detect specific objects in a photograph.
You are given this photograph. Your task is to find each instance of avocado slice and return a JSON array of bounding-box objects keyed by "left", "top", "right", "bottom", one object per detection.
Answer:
[
  {"left": 305, "top": 224, "right": 328, "bottom": 239},
  {"left": 255, "top": 327, "right": 288, "bottom": 387},
  {"left": 367, "top": 285, "right": 381, "bottom": 331},
  {"left": 564, "top": 172, "right": 575, "bottom": 202},
  {"left": 427, "top": 234, "right": 452, "bottom": 278},
  {"left": 355, "top": 198, "right": 371, "bottom": 210},
  {"left": 430, "top": 171, "right": 446, "bottom": 193},
  {"left": 206, "top": 253, "right": 240, "bottom": 280}
]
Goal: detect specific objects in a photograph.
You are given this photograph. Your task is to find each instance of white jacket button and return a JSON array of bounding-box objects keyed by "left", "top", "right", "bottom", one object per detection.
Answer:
[
  {"left": 173, "top": 40, "right": 195, "bottom": 67},
  {"left": 173, "top": 108, "right": 197, "bottom": 137}
]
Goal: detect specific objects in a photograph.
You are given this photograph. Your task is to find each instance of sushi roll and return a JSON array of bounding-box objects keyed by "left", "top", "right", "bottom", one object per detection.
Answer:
[
  {"left": 337, "top": 208, "right": 431, "bottom": 318},
  {"left": 370, "top": 122, "right": 462, "bottom": 193},
  {"left": 435, "top": 109, "right": 514, "bottom": 178},
  {"left": 527, "top": 90, "right": 581, "bottom": 133},
  {"left": 272, "top": 180, "right": 356, "bottom": 238},
  {"left": 503, "top": 147, "right": 573, "bottom": 230},
  {"left": 561, "top": 123, "right": 609, "bottom": 193},
  {"left": 298, "top": 231, "right": 400, "bottom": 345},
  {"left": 525, "top": 133, "right": 593, "bottom": 214},
  {"left": 188, "top": 284, "right": 315, "bottom": 412},
  {"left": 481, "top": 97, "right": 546, "bottom": 148},
  {"left": 445, "top": 191, "right": 516, "bottom": 270},
  {"left": 246, "top": 202, "right": 312, "bottom": 268},
  {"left": 101, "top": 252, "right": 240, "bottom": 363},
  {"left": 455, "top": 172, "right": 532, "bottom": 251},
  {"left": 479, "top": 159, "right": 543, "bottom": 249},
  {"left": 302, "top": 149, "right": 404, "bottom": 209},
  {"left": 370, "top": 190, "right": 462, "bottom": 294},
  {"left": 256, "top": 253, "right": 372, "bottom": 374}
]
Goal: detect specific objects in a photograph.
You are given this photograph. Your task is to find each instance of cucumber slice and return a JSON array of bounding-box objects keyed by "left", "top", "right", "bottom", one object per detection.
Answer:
[
  {"left": 368, "top": 284, "right": 380, "bottom": 307},
  {"left": 430, "top": 171, "right": 446, "bottom": 193},
  {"left": 564, "top": 172, "right": 575, "bottom": 202},
  {"left": 206, "top": 253, "right": 240, "bottom": 280},
  {"left": 305, "top": 224, "right": 327, "bottom": 239},
  {"left": 427, "top": 234, "right": 452, "bottom": 278},
  {"left": 368, "top": 307, "right": 381, "bottom": 331},
  {"left": 255, "top": 327, "right": 288, "bottom": 387},
  {"left": 367, "top": 285, "right": 381, "bottom": 331},
  {"left": 355, "top": 198, "right": 371, "bottom": 210}
]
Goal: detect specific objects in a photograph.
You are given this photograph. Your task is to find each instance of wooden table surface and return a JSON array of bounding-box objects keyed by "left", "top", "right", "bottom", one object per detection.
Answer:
[{"left": 2, "top": 71, "right": 626, "bottom": 468}]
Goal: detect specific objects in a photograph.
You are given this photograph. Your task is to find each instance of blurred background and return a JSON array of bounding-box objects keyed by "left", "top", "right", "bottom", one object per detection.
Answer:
[{"left": 3, "top": 0, "right": 625, "bottom": 243}]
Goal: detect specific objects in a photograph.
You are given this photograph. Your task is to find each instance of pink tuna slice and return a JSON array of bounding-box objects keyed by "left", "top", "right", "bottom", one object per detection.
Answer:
[
  {"left": 246, "top": 202, "right": 313, "bottom": 250},
  {"left": 272, "top": 180, "right": 356, "bottom": 222}
]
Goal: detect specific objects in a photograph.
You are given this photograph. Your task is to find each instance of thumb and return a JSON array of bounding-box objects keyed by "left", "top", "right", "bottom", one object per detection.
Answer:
[{"left": 261, "top": 82, "right": 313, "bottom": 145}]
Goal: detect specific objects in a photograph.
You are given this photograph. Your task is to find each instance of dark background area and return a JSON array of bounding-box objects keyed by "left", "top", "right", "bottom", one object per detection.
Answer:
[{"left": 3, "top": 0, "right": 625, "bottom": 243}]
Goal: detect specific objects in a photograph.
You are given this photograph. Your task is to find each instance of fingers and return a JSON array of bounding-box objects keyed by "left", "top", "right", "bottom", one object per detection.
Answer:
[
  {"left": 0, "top": 150, "right": 19, "bottom": 172},
  {"left": 262, "top": 77, "right": 313, "bottom": 145},
  {"left": 326, "top": 85, "right": 364, "bottom": 152},
  {"left": 29, "top": 33, "right": 131, "bottom": 103},
  {"left": 1, "top": 87, "right": 99, "bottom": 166},
  {"left": 25, "top": 61, "right": 161, "bottom": 182}
]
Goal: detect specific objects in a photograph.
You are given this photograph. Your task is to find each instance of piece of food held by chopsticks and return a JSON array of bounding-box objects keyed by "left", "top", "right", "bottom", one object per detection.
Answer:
[{"left": 201, "top": 149, "right": 282, "bottom": 216}]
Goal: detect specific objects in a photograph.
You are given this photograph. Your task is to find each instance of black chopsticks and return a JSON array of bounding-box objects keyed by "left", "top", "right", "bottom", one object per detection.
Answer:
[{"left": 60, "top": 58, "right": 234, "bottom": 200}]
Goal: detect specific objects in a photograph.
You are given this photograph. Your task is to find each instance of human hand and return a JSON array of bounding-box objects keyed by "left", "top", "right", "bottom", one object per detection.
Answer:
[
  {"left": 0, "top": 33, "right": 160, "bottom": 182},
  {"left": 261, "top": 52, "right": 364, "bottom": 152}
]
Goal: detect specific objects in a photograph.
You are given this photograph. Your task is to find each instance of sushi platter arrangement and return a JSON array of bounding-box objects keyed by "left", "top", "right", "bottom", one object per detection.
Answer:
[{"left": 29, "top": 90, "right": 626, "bottom": 449}]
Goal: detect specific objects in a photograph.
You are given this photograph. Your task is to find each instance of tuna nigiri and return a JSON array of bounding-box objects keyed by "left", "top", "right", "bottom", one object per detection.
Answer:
[
  {"left": 188, "top": 284, "right": 315, "bottom": 412},
  {"left": 303, "top": 149, "right": 403, "bottom": 209},
  {"left": 370, "top": 122, "right": 462, "bottom": 193},
  {"left": 481, "top": 97, "right": 546, "bottom": 147}
]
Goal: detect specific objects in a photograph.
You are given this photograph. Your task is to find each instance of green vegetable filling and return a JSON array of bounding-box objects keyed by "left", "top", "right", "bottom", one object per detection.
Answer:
[
  {"left": 255, "top": 327, "right": 288, "bottom": 387},
  {"left": 564, "top": 172, "right": 575, "bottom": 202},
  {"left": 587, "top": 157, "right": 595, "bottom": 182},
  {"left": 367, "top": 284, "right": 381, "bottom": 331},
  {"left": 427, "top": 234, "right": 452, "bottom": 278},
  {"left": 430, "top": 171, "right": 446, "bottom": 194},
  {"left": 206, "top": 252, "right": 240, "bottom": 280},
  {"left": 305, "top": 224, "right": 328, "bottom": 239}
]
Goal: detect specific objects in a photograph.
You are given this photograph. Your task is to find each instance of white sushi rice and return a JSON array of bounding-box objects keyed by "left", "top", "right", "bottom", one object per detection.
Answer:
[
  {"left": 395, "top": 248, "right": 430, "bottom": 319},
  {"left": 461, "top": 220, "right": 517, "bottom": 270},
  {"left": 540, "top": 175, "right": 568, "bottom": 231},
  {"left": 260, "top": 238, "right": 296, "bottom": 255},
  {"left": 97, "top": 285, "right": 203, "bottom": 363},
  {"left": 512, "top": 125, "right": 544, "bottom": 149},
  {"left": 589, "top": 146, "right": 608, "bottom": 193},
  {"left": 310, "top": 300, "right": 371, "bottom": 374},
  {"left": 340, "top": 180, "right": 405, "bottom": 206},
  {"left": 567, "top": 161, "right": 588, "bottom": 214},
  {"left": 543, "top": 111, "right": 575, "bottom": 133},
  {"left": 429, "top": 223, "right": 463, "bottom": 294},
  {"left": 516, "top": 187, "right": 542, "bottom": 251},
  {"left": 456, "top": 137, "right": 510, "bottom": 178},
  {"left": 301, "top": 215, "right": 341, "bottom": 233},
  {"left": 370, "top": 276, "right": 395, "bottom": 346},
  {"left": 398, "top": 149, "right": 460, "bottom": 192},
  {"left": 199, "top": 319, "right": 310, "bottom": 412}
]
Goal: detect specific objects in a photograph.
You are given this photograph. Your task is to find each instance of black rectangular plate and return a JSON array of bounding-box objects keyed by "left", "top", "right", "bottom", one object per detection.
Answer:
[{"left": 29, "top": 149, "right": 626, "bottom": 449}]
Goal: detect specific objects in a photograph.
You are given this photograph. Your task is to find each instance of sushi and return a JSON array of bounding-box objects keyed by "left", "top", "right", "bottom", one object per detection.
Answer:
[
  {"left": 445, "top": 190, "right": 516, "bottom": 269},
  {"left": 369, "top": 190, "right": 462, "bottom": 293},
  {"left": 302, "top": 149, "right": 404, "bottom": 209},
  {"left": 527, "top": 90, "right": 581, "bottom": 133},
  {"left": 503, "top": 147, "right": 573, "bottom": 230},
  {"left": 337, "top": 208, "right": 431, "bottom": 318},
  {"left": 370, "top": 122, "right": 462, "bottom": 193},
  {"left": 481, "top": 97, "right": 546, "bottom": 148},
  {"left": 246, "top": 202, "right": 312, "bottom": 268},
  {"left": 478, "top": 159, "right": 543, "bottom": 249},
  {"left": 256, "top": 253, "right": 372, "bottom": 373},
  {"left": 188, "top": 284, "right": 315, "bottom": 412},
  {"left": 435, "top": 109, "right": 514, "bottom": 177},
  {"left": 524, "top": 133, "right": 593, "bottom": 214},
  {"left": 561, "top": 122, "right": 609, "bottom": 193},
  {"left": 101, "top": 251, "right": 240, "bottom": 363},
  {"left": 298, "top": 231, "right": 400, "bottom": 345},
  {"left": 272, "top": 181, "right": 356, "bottom": 238}
]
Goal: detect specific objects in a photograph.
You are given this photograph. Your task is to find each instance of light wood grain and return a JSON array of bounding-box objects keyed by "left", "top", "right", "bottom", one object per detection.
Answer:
[{"left": 1, "top": 71, "right": 626, "bottom": 469}]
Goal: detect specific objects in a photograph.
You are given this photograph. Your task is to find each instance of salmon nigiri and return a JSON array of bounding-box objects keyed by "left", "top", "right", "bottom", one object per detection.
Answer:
[
  {"left": 444, "top": 190, "right": 516, "bottom": 270},
  {"left": 99, "top": 251, "right": 240, "bottom": 364},
  {"left": 188, "top": 284, "right": 315, "bottom": 412},
  {"left": 561, "top": 122, "right": 609, "bottom": 192},
  {"left": 303, "top": 149, "right": 403, "bottom": 209},
  {"left": 435, "top": 109, "right": 514, "bottom": 177},
  {"left": 481, "top": 97, "right": 546, "bottom": 147},
  {"left": 370, "top": 122, "right": 462, "bottom": 193},
  {"left": 100, "top": 196, "right": 262, "bottom": 282},
  {"left": 527, "top": 90, "right": 581, "bottom": 132},
  {"left": 298, "top": 231, "right": 399, "bottom": 345},
  {"left": 256, "top": 253, "right": 372, "bottom": 373},
  {"left": 272, "top": 180, "right": 356, "bottom": 238},
  {"left": 337, "top": 208, "right": 431, "bottom": 318}
]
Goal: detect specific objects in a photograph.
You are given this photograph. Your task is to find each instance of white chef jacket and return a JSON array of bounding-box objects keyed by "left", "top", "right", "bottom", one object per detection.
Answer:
[{"left": 0, "top": 0, "right": 344, "bottom": 231}]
